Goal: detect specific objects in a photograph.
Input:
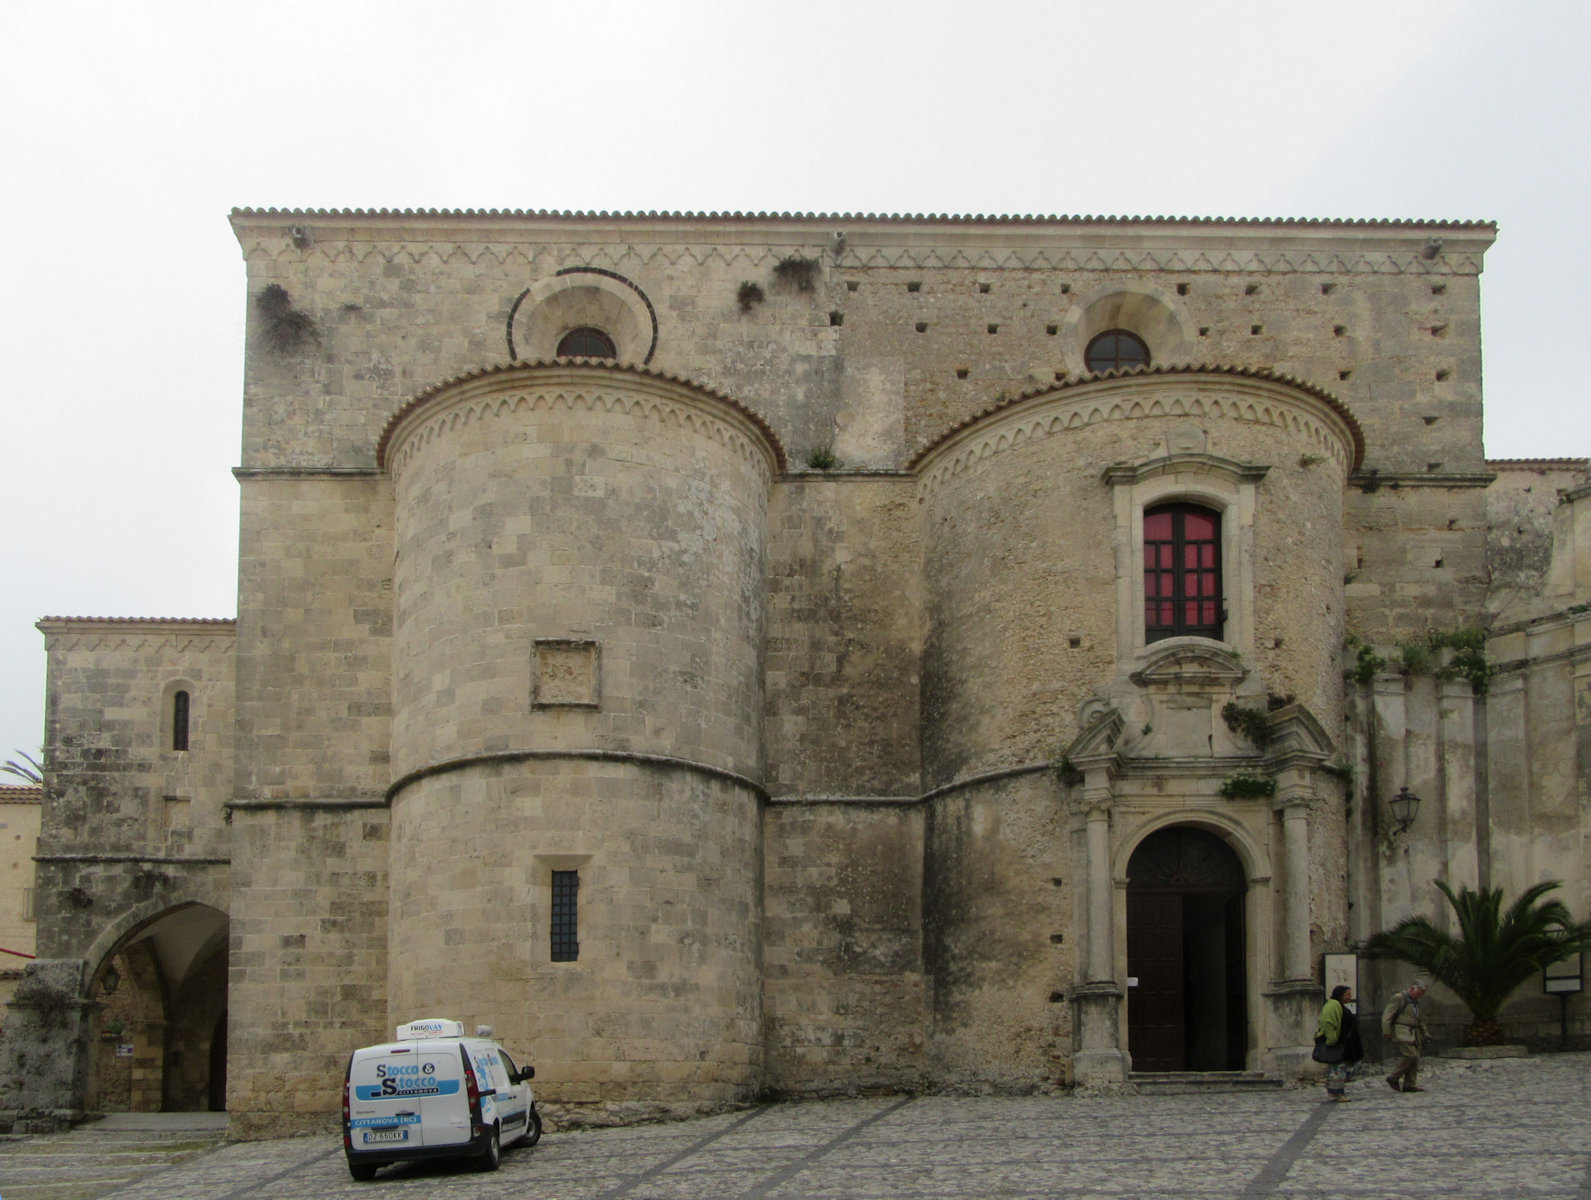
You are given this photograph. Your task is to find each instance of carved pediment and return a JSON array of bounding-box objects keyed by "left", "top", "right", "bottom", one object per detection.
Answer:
[
  {"left": 1130, "top": 641, "right": 1248, "bottom": 690},
  {"left": 1067, "top": 706, "right": 1126, "bottom": 759},
  {"left": 1263, "top": 703, "right": 1336, "bottom": 760}
]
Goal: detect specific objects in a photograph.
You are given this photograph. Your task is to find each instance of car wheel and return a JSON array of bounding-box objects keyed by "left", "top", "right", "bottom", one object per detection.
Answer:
[
  {"left": 520, "top": 1107, "right": 543, "bottom": 1149},
  {"left": 479, "top": 1124, "right": 501, "bottom": 1172},
  {"left": 348, "top": 1160, "right": 379, "bottom": 1182}
]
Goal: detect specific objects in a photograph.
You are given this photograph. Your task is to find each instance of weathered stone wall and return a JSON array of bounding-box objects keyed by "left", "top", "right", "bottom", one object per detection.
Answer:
[
  {"left": 762, "top": 800, "right": 927, "bottom": 1094},
  {"left": 35, "top": 620, "right": 235, "bottom": 873},
  {"left": 388, "top": 760, "right": 761, "bottom": 1115},
  {"left": 917, "top": 373, "right": 1354, "bottom": 783},
  {"left": 382, "top": 366, "right": 774, "bottom": 781},
  {"left": 232, "top": 213, "right": 1489, "bottom": 476},
  {"left": 233, "top": 477, "right": 392, "bottom": 805},
  {"left": 1485, "top": 461, "right": 1588, "bottom": 613},
  {"left": 924, "top": 774, "right": 1072, "bottom": 1089},
  {"left": 226, "top": 805, "right": 388, "bottom": 1138},
  {"left": 763, "top": 477, "right": 921, "bottom": 800}
]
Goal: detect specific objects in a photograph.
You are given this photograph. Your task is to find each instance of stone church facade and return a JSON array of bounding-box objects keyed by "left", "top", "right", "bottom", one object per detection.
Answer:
[{"left": 5, "top": 210, "right": 1589, "bottom": 1136}]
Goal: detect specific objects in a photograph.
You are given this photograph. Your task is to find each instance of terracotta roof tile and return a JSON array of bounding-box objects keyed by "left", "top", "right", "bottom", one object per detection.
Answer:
[
  {"left": 231, "top": 207, "right": 1495, "bottom": 229},
  {"left": 232, "top": 203, "right": 1489, "bottom": 224}
]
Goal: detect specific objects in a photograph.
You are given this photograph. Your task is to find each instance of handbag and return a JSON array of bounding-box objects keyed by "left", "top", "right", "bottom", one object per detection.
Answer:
[{"left": 1312, "top": 1035, "right": 1345, "bottom": 1064}]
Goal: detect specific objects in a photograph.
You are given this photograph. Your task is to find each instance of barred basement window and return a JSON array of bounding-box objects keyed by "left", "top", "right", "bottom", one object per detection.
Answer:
[
  {"left": 550, "top": 870, "right": 579, "bottom": 962},
  {"left": 172, "top": 690, "right": 190, "bottom": 752}
]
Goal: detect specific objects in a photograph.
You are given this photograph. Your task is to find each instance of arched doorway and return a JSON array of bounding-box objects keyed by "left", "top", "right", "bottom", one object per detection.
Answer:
[
  {"left": 87, "top": 903, "right": 229, "bottom": 1112},
  {"left": 1126, "top": 826, "right": 1247, "bottom": 1071}
]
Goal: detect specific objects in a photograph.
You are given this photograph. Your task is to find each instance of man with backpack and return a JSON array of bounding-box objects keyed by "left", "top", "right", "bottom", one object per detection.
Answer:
[{"left": 1382, "top": 980, "right": 1430, "bottom": 1092}]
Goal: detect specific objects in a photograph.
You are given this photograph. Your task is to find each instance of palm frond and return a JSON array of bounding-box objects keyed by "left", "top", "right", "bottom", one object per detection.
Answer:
[{"left": 1, "top": 751, "right": 42, "bottom": 785}]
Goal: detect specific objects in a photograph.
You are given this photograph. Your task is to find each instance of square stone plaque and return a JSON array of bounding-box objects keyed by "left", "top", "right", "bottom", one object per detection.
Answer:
[{"left": 533, "top": 640, "right": 601, "bottom": 708}]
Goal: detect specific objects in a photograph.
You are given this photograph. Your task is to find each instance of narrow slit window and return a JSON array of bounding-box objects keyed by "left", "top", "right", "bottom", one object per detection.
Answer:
[
  {"left": 172, "top": 689, "right": 190, "bottom": 752},
  {"left": 1144, "top": 504, "right": 1222, "bottom": 642},
  {"left": 550, "top": 870, "right": 579, "bottom": 962}
]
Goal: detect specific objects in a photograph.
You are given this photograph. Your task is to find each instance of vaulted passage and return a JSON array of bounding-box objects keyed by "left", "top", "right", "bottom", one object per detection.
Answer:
[
  {"left": 1126, "top": 827, "right": 1247, "bottom": 1072},
  {"left": 89, "top": 903, "right": 229, "bottom": 1113}
]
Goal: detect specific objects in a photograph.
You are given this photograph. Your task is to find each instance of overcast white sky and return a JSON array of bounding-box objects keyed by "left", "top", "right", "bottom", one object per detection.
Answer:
[{"left": 2, "top": 0, "right": 1587, "bottom": 763}]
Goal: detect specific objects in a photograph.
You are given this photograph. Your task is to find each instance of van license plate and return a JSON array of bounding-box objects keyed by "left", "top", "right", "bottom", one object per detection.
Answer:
[{"left": 364, "top": 1129, "right": 407, "bottom": 1144}]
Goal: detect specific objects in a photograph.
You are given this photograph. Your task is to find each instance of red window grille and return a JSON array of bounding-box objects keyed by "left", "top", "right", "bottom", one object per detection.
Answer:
[{"left": 1144, "top": 504, "right": 1222, "bottom": 642}]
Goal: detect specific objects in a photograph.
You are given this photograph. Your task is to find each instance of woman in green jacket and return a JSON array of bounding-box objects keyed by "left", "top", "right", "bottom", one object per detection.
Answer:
[{"left": 1315, "top": 985, "right": 1360, "bottom": 1101}]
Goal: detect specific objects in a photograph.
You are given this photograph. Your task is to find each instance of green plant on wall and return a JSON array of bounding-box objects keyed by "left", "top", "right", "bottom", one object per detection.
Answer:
[
  {"left": 773, "top": 254, "right": 820, "bottom": 293},
  {"left": 1343, "top": 636, "right": 1385, "bottom": 685},
  {"left": 1398, "top": 640, "right": 1433, "bottom": 676},
  {"left": 257, "top": 283, "right": 319, "bottom": 353},
  {"left": 1054, "top": 754, "right": 1083, "bottom": 787},
  {"left": 737, "top": 281, "right": 764, "bottom": 311},
  {"left": 805, "top": 446, "right": 838, "bottom": 470},
  {"left": 1364, "top": 626, "right": 1493, "bottom": 693},
  {"left": 1218, "top": 771, "right": 1276, "bottom": 800},
  {"left": 1221, "top": 702, "right": 1272, "bottom": 748},
  {"left": 1429, "top": 626, "right": 1492, "bottom": 693}
]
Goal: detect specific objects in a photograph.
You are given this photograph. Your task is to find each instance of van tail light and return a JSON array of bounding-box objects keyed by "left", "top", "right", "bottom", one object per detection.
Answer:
[
  {"left": 460, "top": 1045, "right": 483, "bottom": 1134},
  {"left": 342, "top": 1055, "right": 354, "bottom": 1150}
]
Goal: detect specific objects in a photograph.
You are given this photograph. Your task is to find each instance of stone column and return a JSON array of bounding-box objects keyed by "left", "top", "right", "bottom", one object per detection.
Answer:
[
  {"left": 1264, "top": 787, "right": 1319, "bottom": 1076},
  {"left": 1070, "top": 768, "right": 1127, "bottom": 1086},
  {"left": 1279, "top": 792, "right": 1312, "bottom": 981}
]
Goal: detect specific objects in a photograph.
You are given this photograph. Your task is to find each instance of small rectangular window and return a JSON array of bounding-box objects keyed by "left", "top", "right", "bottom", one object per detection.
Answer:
[
  {"left": 22, "top": 887, "right": 35, "bottom": 921},
  {"left": 550, "top": 870, "right": 579, "bottom": 962}
]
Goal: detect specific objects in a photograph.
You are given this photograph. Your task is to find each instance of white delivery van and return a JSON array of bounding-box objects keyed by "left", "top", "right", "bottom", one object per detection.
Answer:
[{"left": 342, "top": 1018, "right": 541, "bottom": 1181}]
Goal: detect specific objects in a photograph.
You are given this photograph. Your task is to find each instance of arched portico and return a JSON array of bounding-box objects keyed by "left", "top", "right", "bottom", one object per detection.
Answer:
[{"left": 87, "top": 903, "right": 229, "bottom": 1113}]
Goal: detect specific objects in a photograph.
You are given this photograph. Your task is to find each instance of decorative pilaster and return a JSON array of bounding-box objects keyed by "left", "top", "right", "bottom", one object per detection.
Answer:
[
  {"left": 1063, "top": 708, "right": 1128, "bottom": 1086},
  {"left": 1265, "top": 784, "right": 1319, "bottom": 1076}
]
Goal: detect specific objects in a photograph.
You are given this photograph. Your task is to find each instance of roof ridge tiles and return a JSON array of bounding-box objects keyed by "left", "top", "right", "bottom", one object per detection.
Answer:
[
  {"left": 229, "top": 207, "right": 1496, "bottom": 229},
  {"left": 36, "top": 616, "right": 237, "bottom": 626}
]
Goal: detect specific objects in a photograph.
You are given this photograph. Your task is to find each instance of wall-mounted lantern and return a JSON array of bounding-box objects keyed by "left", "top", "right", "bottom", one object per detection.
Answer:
[
  {"left": 100, "top": 964, "right": 121, "bottom": 996},
  {"left": 1389, "top": 785, "right": 1422, "bottom": 832}
]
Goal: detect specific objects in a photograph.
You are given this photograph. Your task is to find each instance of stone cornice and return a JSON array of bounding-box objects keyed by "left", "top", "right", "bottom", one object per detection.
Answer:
[
  {"left": 35, "top": 852, "right": 229, "bottom": 866},
  {"left": 36, "top": 618, "right": 236, "bottom": 651},
  {"left": 233, "top": 467, "right": 384, "bottom": 481},
  {"left": 231, "top": 209, "right": 1494, "bottom": 276},
  {"left": 1351, "top": 470, "right": 1497, "bottom": 490},
  {"left": 1104, "top": 453, "right": 1270, "bottom": 489},
  {"left": 384, "top": 749, "right": 767, "bottom": 806}
]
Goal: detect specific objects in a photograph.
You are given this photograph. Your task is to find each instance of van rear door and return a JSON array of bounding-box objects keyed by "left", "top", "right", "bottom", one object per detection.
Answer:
[{"left": 347, "top": 1042, "right": 466, "bottom": 1151}]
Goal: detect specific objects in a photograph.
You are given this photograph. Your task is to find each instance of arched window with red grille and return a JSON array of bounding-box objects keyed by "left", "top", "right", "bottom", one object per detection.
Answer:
[{"left": 1144, "top": 503, "right": 1222, "bottom": 642}]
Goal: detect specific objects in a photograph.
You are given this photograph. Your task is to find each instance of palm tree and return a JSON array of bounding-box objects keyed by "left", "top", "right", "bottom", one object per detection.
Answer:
[
  {"left": 1, "top": 750, "right": 42, "bottom": 785},
  {"left": 1367, "top": 880, "right": 1591, "bottom": 1045}
]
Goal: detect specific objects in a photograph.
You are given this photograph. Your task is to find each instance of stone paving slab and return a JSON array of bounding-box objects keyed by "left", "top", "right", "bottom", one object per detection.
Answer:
[{"left": 0, "top": 1053, "right": 1588, "bottom": 1199}]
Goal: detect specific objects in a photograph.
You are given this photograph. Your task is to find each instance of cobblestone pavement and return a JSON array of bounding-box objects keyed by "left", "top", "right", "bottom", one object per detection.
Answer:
[{"left": 4, "top": 1053, "right": 1589, "bottom": 1200}]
